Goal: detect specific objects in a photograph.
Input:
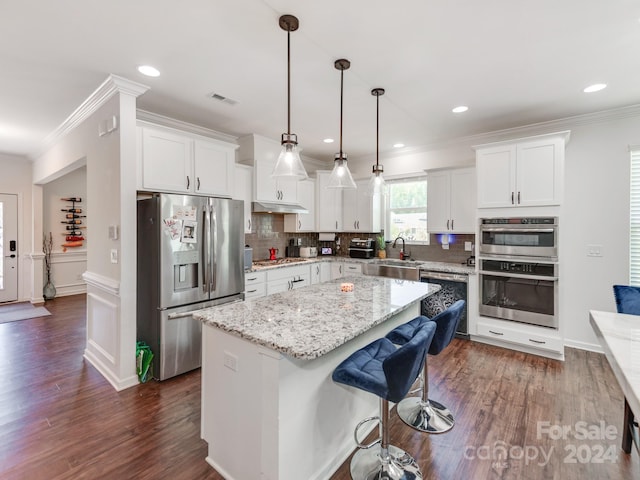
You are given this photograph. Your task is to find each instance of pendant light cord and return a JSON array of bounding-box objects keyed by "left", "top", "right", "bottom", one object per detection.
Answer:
[
  {"left": 339, "top": 68, "right": 344, "bottom": 156},
  {"left": 287, "top": 30, "right": 291, "bottom": 136},
  {"left": 376, "top": 92, "right": 379, "bottom": 168}
]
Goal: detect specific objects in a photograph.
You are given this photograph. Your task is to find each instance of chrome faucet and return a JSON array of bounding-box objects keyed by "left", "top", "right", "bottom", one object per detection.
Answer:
[{"left": 392, "top": 235, "right": 409, "bottom": 260}]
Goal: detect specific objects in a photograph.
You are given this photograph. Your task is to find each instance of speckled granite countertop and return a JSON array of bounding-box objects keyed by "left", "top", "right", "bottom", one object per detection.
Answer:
[
  {"left": 194, "top": 276, "right": 440, "bottom": 360},
  {"left": 248, "top": 256, "right": 476, "bottom": 275}
]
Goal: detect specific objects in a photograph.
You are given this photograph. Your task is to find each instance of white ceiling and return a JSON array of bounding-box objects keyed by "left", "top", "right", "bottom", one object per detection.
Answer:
[{"left": 2, "top": 0, "right": 639, "bottom": 163}]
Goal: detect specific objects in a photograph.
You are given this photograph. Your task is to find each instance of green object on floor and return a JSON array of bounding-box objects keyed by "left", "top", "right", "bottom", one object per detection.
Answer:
[{"left": 136, "top": 341, "right": 153, "bottom": 383}]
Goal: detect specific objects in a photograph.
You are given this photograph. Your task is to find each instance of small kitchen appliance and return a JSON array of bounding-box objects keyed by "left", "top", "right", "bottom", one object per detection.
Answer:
[
  {"left": 348, "top": 238, "right": 375, "bottom": 259},
  {"left": 300, "top": 246, "right": 317, "bottom": 258}
]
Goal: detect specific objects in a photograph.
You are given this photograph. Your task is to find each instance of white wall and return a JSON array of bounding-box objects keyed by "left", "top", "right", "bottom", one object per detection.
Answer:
[
  {"left": 350, "top": 110, "right": 640, "bottom": 352},
  {"left": 0, "top": 153, "right": 33, "bottom": 302}
]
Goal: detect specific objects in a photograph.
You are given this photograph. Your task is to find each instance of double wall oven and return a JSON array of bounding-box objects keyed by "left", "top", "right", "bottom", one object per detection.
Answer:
[{"left": 478, "top": 217, "right": 558, "bottom": 329}]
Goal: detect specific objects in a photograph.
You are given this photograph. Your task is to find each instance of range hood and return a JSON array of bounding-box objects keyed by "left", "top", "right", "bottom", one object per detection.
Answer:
[{"left": 252, "top": 201, "right": 309, "bottom": 214}]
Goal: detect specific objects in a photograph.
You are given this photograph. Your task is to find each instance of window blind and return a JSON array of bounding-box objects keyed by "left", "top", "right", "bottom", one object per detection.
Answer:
[{"left": 630, "top": 149, "right": 640, "bottom": 285}]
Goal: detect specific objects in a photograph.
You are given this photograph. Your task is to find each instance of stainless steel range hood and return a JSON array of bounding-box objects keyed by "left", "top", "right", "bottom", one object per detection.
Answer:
[{"left": 252, "top": 201, "right": 308, "bottom": 214}]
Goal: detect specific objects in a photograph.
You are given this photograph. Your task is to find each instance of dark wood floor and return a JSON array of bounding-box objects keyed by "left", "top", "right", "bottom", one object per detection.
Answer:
[{"left": 0, "top": 295, "right": 638, "bottom": 479}]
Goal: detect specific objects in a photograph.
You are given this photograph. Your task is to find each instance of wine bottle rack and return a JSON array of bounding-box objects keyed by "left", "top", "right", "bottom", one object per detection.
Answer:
[{"left": 60, "top": 197, "right": 85, "bottom": 251}]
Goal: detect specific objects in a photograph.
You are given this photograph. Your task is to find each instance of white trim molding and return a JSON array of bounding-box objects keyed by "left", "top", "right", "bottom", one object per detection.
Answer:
[
  {"left": 82, "top": 271, "right": 120, "bottom": 296},
  {"left": 36, "top": 75, "right": 149, "bottom": 159}
]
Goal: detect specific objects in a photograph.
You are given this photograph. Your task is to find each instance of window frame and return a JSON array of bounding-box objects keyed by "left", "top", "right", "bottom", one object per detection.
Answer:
[{"left": 384, "top": 175, "right": 429, "bottom": 245}]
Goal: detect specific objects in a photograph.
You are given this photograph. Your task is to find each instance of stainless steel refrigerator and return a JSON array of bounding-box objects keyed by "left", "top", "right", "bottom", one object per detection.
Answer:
[{"left": 137, "top": 193, "right": 244, "bottom": 380}]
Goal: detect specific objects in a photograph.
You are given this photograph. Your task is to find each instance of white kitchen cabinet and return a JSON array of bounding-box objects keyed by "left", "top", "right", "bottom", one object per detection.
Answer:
[
  {"left": 342, "top": 180, "right": 381, "bottom": 233},
  {"left": 266, "top": 264, "right": 311, "bottom": 295},
  {"left": 427, "top": 167, "right": 476, "bottom": 233},
  {"left": 310, "top": 262, "right": 331, "bottom": 284},
  {"left": 474, "top": 317, "right": 564, "bottom": 358},
  {"left": 234, "top": 164, "right": 253, "bottom": 233},
  {"left": 238, "top": 134, "right": 299, "bottom": 205},
  {"left": 315, "top": 171, "right": 343, "bottom": 232},
  {"left": 138, "top": 124, "right": 237, "bottom": 196},
  {"left": 284, "top": 179, "right": 315, "bottom": 232},
  {"left": 475, "top": 131, "right": 569, "bottom": 208},
  {"left": 244, "top": 270, "right": 266, "bottom": 299},
  {"left": 330, "top": 262, "right": 362, "bottom": 280}
]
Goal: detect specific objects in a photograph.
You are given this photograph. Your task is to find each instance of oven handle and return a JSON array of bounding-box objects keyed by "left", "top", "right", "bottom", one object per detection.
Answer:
[
  {"left": 480, "top": 227, "right": 555, "bottom": 233},
  {"left": 479, "top": 270, "right": 558, "bottom": 281},
  {"left": 419, "top": 271, "right": 468, "bottom": 283}
]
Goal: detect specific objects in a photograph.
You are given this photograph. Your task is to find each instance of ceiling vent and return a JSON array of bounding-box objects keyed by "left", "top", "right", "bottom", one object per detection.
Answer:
[{"left": 208, "top": 92, "right": 238, "bottom": 106}]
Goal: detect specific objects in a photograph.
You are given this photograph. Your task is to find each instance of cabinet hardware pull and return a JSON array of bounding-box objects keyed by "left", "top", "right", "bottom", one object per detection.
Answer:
[
  {"left": 197, "top": 177, "right": 201, "bottom": 190},
  {"left": 489, "top": 330, "right": 504, "bottom": 336},
  {"left": 336, "top": 221, "right": 338, "bottom": 229},
  {"left": 247, "top": 277, "right": 258, "bottom": 281},
  {"left": 451, "top": 219, "right": 454, "bottom": 230},
  {"left": 528, "top": 338, "right": 546, "bottom": 344},
  {"left": 298, "top": 220, "right": 301, "bottom": 229},
  {"left": 247, "top": 289, "right": 257, "bottom": 293},
  {"left": 357, "top": 220, "right": 360, "bottom": 229},
  {"left": 292, "top": 278, "right": 304, "bottom": 283},
  {"left": 447, "top": 219, "right": 449, "bottom": 230},
  {"left": 511, "top": 192, "right": 514, "bottom": 204},
  {"left": 248, "top": 218, "right": 252, "bottom": 231},
  {"left": 518, "top": 191, "right": 521, "bottom": 204},
  {"left": 354, "top": 221, "right": 357, "bottom": 229},
  {"left": 187, "top": 175, "right": 190, "bottom": 189}
]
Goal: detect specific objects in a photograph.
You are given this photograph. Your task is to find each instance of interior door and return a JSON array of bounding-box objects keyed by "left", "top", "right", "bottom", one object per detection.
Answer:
[{"left": 0, "top": 194, "right": 18, "bottom": 303}]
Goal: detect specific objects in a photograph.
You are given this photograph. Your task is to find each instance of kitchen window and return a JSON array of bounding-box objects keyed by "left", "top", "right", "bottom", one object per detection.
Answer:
[
  {"left": 630, "top": 148, "right": 640, "bottom": 285},
  {"left": 385, "top": 177, "right": 429, "bottom": 244}
]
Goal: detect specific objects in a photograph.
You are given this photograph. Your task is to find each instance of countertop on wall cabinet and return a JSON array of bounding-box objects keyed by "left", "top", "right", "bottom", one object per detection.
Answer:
[{"left": 194, "top": 275, "right": 440, "bottom": 360}]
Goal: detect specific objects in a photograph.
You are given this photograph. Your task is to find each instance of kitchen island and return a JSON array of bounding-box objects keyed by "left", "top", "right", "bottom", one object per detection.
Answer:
[{"left": 194, "top": 276, "right": 440, "bottom": 480}]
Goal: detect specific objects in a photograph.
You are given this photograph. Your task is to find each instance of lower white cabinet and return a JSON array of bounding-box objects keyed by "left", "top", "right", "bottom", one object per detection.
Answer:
[
  {"left": 311, "top": 262, "right": 331, "bottom": 284},
  {"left": 474, "top": 317, "right": 563, "bottom": 357},
  {"left": 266, "top": 265, "right": 311, "bottom": 295},
  {"left": 331, "top": 262, "right": 362, "bottom": 280},
  {"left": 244, "top": 271, "right": 266, "bottom": 299}
]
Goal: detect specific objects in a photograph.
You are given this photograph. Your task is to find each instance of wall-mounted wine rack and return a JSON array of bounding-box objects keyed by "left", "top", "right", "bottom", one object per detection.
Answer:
[{"left": 60, "top": 197, "right": 85, "bottom": 252}]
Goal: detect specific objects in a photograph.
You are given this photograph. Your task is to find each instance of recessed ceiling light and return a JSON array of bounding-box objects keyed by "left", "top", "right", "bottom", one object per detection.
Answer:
[
  {"left": 583, "top": 83, "right": 607, "bottom": 93},
  {"left": 452, "top": 105, "right": 469, "bottom": 113},
  {"left": 138, "top": 65, "right": 160, "bottom": 77},
  {"left": 323, "top": 138, "right": 334, "bottom": 143},
  {"left": 393, "top": 143, "right": 405, "bottom": 148}
]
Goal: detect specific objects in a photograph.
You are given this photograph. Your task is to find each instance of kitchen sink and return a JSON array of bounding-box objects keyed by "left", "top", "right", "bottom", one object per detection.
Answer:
[{"left": 363, "top": 260, "right": 420, "bottom": 281}]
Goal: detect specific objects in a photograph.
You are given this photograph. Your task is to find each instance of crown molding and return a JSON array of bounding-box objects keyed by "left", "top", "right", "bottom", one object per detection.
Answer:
[
  {"left": 36, "top": 75, "right": 149, "bottom": 159},
  {"left": 354, "top": 103, "right": 640, "bottom": 162},
  {"left": 136, "top": 109, "right": 239, "bottom": 145}
]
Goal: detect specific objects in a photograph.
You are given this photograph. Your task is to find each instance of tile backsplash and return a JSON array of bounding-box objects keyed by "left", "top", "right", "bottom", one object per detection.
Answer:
[{"left": 244, "top": 213, "right": 474, "bottom": 264}]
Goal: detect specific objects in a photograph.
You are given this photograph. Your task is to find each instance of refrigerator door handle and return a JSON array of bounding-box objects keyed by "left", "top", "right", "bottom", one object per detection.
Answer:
[
  {"left": 211, "top": 203, "right": 218, "bottom": 293},
  {"left": 203, "top": 204, "right": 211, "bottom": 294}
]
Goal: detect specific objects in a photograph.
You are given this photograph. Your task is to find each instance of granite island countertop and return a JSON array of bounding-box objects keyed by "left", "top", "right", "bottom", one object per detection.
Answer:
[{"left": 194, "top": 276, "right": 440, "bottom": 360}]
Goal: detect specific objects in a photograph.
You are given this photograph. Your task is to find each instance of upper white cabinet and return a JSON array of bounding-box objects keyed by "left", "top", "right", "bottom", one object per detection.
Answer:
[
  {"left": 427, "top": 167, "right": 476, "bottom": 233},
  {"left": 284, "top": 179, "right": 315, "bottom": 232},
  {"left": 475, "top": 131, "right": 569, "bottom": 208},
  {"left": 342, "top": 180, "right": 381, "bottom": 233},
  {"left": 315, "top": 171, "right": 343, "bottom": 232},
  {"left": 238, "top": 134, "right": 299, "bottom": 205},
  {"left": 234, "top": 164, "right": 253, "bottom": 233},
  {"left": 138, "top": 124, "right": 237, "bottom": 197}
]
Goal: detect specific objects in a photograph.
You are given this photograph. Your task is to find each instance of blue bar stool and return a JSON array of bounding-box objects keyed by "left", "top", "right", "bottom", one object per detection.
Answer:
[
  {"left": 332, "top": 321, "right": 436, "bottom": 480},
  {"left": 386, "top": 300, "right": 465, "bottom": 434}
]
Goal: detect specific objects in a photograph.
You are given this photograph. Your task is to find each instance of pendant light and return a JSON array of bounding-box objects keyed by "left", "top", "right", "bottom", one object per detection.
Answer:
[
  {"left": 367, "top": 87, "right": 386, "bottom": 196},
  {"left": 327, "top": 59, "right": 356, "bottom": 189},
  {"left": 272, "top": 14, "right": 308, "bottom": 180}
]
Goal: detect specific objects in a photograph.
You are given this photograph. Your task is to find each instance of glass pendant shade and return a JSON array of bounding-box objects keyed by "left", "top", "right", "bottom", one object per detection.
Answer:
[
  {"left": 273, "top": 133, "right": 307, "bottom": 179},
  {"left": 328, "top": 153, "right": 356, "bottom": 189},
  {"left": 272, "top": 14, "right": 308, "bottom": 180},
  {"left": 367, "top": 165, "right": 386, "bottom": 196}
]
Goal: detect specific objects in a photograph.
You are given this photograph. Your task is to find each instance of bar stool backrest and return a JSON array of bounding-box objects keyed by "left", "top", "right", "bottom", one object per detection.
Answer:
[
  {"left": 613, "top": 285, "right": 640, "bottom": 315},
  {"left": 383, "top": 321, "right": 436, "bottom": 403},
  {"left": 428, "top": 300, "right": 466, "bottom": 355}
]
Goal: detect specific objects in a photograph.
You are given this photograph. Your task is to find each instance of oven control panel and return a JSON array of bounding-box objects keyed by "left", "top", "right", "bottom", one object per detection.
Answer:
[{"left": 481, "top": 259, "right": 556, "bottom": 277}]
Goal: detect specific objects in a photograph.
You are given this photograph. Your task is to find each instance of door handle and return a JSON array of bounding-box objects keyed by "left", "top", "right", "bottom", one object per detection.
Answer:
[{"left": 4, "top": 254, "right": 16, "bottom": 258}]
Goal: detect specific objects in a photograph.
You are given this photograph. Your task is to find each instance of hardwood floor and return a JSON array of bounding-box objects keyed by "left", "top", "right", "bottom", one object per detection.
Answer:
[{"left": 0, "top": 295, "right": 637, "bottom": 479}]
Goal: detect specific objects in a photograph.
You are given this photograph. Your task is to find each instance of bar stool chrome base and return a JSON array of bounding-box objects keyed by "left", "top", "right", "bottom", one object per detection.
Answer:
[
  {"left": 396, "top": 396, "right": 454, "bottom": 434},
  {"left": 350, "top": 445, "right": 422, "bottom": 480}
]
